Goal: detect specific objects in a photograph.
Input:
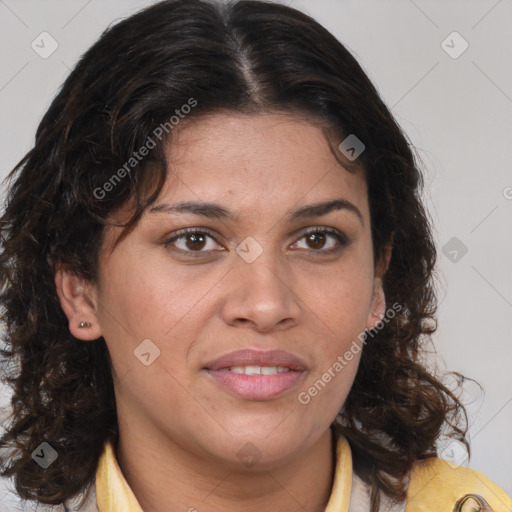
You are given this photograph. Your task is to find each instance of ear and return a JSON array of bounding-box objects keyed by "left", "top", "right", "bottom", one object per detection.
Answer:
[
  {"left": 366, "top": 242, "right": 393, "bottom": 331},
  {"left": 54, "top": 265, "right": 103, "bottom": 341}
]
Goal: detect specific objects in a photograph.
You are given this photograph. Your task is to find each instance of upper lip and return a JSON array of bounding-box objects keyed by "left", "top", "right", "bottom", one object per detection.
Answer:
[{"left": 204, "top": 349, "right": 307, "bottom": 371}]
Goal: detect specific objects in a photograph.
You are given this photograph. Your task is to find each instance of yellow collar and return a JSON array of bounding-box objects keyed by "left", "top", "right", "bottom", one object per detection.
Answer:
[{"left": 95, "top": 434, "right": 353, "bottom": 512}]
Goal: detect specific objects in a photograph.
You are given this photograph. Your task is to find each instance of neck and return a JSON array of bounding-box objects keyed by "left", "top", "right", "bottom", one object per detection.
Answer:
[{"left": 115, "top": 425, "right": 336, "bottom": 512}]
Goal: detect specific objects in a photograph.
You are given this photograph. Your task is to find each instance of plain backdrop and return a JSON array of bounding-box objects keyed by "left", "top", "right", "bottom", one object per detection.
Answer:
[{"left": 0, "top": 0, "right": 511, "bottom": 506}]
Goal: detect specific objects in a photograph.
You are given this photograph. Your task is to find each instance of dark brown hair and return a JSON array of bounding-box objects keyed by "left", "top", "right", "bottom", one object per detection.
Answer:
[{"left": 0, "top": 1, "right": 469, "bottom": 510}]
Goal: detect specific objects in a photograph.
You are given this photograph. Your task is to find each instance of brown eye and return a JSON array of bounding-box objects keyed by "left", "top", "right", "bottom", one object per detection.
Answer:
[
  {"left": 184, "top": 233, "right": 207, "bottom": 251},
  {"left": 306, "top": 232, "right": 327, "bottom": 250},
  {"left": 164, "top": 228, "right": 222, "bottom": 255},
  {"left": 293, "top": 228, "right": 349, "bottom": 254}
]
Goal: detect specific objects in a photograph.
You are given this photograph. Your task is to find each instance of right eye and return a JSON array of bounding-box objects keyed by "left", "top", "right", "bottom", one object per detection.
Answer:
[{"left": 163, "top": 227, "right": 225, "bottom": 256}]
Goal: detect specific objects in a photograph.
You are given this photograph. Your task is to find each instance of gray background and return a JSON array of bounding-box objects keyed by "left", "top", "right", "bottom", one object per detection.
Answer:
[{"left": 0, "top": 0, "right": 511, "bottom": 506}]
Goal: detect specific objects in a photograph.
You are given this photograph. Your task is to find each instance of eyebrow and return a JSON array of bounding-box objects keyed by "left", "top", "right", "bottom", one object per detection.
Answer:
[{"left": 150, "top": 198, "right": 364, "bottom": 226}]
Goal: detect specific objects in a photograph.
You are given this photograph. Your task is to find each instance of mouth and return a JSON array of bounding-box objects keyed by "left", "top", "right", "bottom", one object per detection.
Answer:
[
  {"left": 217, "top": 365, "right": 292, "bottom": 375},
  {"left": 203, "top": 349, "right": 307, "bottom": 400}
]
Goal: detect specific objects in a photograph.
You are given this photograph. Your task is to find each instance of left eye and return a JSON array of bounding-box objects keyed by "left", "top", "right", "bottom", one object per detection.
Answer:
[
  {"left": 164, "top": 227, "right": 348, "bottom": 255},
  {"left": 291, "top": 228, "right": 348, "bottom": 253}
]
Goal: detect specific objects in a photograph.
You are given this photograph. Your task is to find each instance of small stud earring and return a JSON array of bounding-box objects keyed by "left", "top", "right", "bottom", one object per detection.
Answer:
[{"left": 78, "top": 321, "right": 92, "bottom": 328}]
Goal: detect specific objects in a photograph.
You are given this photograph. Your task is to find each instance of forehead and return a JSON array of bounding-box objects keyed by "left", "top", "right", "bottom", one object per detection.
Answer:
[{"left": 160, "top": 111, "right": 368, "bottom": 217}]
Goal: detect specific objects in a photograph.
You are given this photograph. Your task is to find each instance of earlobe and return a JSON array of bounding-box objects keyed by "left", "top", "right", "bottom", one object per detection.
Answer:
[
  {"left": 366, "top": 277, "right": 386, "bottom": 330},
  {"left": 54, "top": 266, "right": 102, "bottom": 341},
  {"left": 366, "top": 242, "right": 393, "bottom": 330}
]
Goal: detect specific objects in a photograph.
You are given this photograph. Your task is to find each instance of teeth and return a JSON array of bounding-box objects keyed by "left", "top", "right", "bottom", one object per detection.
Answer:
[{"left": 227, "top": 366, "right": 291, "bottom": 375}]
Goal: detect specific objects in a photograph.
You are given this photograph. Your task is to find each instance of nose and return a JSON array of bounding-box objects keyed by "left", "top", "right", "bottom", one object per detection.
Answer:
[{"left": 221, "top": 248, "right": 302, "bottom": 333}]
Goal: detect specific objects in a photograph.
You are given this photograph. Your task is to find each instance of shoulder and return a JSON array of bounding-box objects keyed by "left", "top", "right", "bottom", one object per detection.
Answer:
[{"left": 406, "top": 457, "right": 512, "bottom": 511}]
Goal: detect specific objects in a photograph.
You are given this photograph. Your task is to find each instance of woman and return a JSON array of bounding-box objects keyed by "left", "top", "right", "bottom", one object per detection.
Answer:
[{"left": 0, "top": 0, "right": 510, "bottom": 511}]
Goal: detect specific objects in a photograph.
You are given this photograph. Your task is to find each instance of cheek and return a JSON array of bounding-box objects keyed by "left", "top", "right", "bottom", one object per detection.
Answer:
[
  {"left": 96, "top": 250, "right": 215, "bottom": 380},
  {"left": 310, "top": 293, "right": 367, "bottom": 390},
  {"left": 95, "top": 254, "right": 166, "bottom": 370},
  {"left": 97, "top": 251, "right": 182, "bottom": 334},
  {"left": 303, "top": 258, "right": 374, "bottom": 339},
  {"left": 297, "top": 245, "right": 374, "bottom": 403},
  {"left": 297, "top": 346, "right": 361, "bottom": 430}
]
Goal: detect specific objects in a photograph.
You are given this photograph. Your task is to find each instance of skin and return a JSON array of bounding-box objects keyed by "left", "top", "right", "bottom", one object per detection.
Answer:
[{"left": 56, "top": 112, "right": 391, "bottom": 512}]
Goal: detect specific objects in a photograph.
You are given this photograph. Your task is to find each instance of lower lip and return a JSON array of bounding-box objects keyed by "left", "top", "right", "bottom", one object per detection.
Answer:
[{"left": 204, "top": 369, "right": 305, "bottom": 400}]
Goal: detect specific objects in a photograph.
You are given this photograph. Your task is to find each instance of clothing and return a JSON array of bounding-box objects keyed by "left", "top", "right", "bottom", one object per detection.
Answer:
[{"left": 10, "top": 434, "right": 512, "bottom": 512}]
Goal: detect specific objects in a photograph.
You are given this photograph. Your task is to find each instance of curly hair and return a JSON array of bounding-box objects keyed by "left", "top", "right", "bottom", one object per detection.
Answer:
[{"left": 0, "top": 0, "right": 469, "bottom": 510}]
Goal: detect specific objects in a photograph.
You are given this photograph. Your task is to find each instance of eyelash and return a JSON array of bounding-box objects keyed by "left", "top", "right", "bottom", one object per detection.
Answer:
[{"left": 163, "top": 226, "right": 349, "bottom": 257}]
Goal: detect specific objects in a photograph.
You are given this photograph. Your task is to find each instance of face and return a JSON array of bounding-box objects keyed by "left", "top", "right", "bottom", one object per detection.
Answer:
[{"left": 57, "top": 112, "right": 389, "bottom": 469}]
